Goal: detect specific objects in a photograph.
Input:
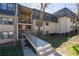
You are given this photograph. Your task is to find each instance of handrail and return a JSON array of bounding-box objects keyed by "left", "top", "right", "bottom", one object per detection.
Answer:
[
  {"left": 22, "top": 31, "right": 54, "bottom": 56},
  {"left": 22, "top": 33, "right": 37, "bottom": 52}
]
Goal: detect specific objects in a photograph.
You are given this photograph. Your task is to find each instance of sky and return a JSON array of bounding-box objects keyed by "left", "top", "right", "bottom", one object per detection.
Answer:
[{"left": 20, "top": 3, "right": 77, "bottom": 14}]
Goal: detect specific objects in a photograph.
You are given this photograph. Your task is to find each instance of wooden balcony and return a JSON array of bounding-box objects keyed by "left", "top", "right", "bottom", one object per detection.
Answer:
[
  {"left": 19, "top": 5, "right": 32, "bottom": 14},
  {"left": 19, "top": 20, "right": 32, "bottom": 24}
]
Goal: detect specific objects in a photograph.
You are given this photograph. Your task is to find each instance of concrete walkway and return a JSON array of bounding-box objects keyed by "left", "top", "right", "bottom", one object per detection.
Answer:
[
  {"left": 23, "top": 33, "right": 62, "bottom": 56},
  {"left": 47, "top": 51, "right": 62, "bottom": 56},
  {"left": 20, "top": 39, "right": 36, "bottom": 56}
]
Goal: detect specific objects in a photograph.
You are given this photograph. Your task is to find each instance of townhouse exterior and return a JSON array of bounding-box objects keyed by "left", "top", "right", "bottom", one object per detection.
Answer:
[
  {"left": 53, "top": 8, "right": 76, "bottom": 33},
  {"left": 18, "top": 5, "right": 32, "bottom": 38},
  {"left": 32, "top": 8, "right": 77, "bottom": 34},
  {"left": 0, "top": 3, "right": 18, "bottom": 44},
  {"left": 0, "top": 3, "right": 33, "bottom": 44},
  {"left": 0, "top": 3, "right": 77, "bottom": 44},
  {"left": 32, "top": 9, "right": 58, "bottom": 34}
]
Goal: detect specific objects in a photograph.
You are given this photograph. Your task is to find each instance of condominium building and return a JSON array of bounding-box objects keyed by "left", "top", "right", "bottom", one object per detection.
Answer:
[
  {"left": 0, "top": 3, "right": 18, "bottom": 44},
  {"left": 32, "top": 8, "right": 77, "bottom": 34},
  {"left": 0, "top": 3, "right": 77, "bottom": 44},
  {"left": 32, "top": 9, "right": 58, "bottom": 34},
  {"left": 53, "top": 8, "right": 76, "bottom": 33}
]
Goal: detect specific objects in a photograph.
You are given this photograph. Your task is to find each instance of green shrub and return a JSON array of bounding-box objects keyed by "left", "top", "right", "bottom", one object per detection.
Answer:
[
  {"left": 67, "top": 44, "right": 79, "bottom": 56},
  {"left": 74, "top": 45, "right": 79, "bottom": 51},
  {"left": 0, "top": 41, "right": 23, "bottom": 56}
]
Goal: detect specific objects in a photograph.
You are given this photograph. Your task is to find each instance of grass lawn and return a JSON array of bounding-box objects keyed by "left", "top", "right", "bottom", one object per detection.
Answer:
[
  {"left": 40, "top": 33, "right": 79, "bottom": 56},
  {"left": 67, "top": 44, "right": 79, "bottom": 56},
  {"left": 0, "top": 41, "right": 23, "bottom": 56}
]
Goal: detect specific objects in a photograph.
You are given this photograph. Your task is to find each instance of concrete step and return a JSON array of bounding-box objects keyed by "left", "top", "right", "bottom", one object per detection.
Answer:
[
  {"left": 37, "top": 44, "right": 52, "bottom": 51},
  {"left": 38, "top": 47, "right": 53, "bottom": 56},
  {"left": 38, "top": 46, "right": 52, "bottom": 53},
  {"left": 47, "top": 51, "right": 62, "bottom": 56}
]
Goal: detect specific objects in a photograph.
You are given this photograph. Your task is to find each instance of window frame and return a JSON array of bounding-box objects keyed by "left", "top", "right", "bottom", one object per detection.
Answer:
[
  {"left": 8, "top": 18, "right": 14, "bottom": 25},
  {"left": 1, "top": 17, "right": 14, "bottom": 25},
  {"left": 2, "top": 32, "right": 8, "bottom": 39},
  {"left": 1, "top": 31, "right": 14, "bottom": 39}
]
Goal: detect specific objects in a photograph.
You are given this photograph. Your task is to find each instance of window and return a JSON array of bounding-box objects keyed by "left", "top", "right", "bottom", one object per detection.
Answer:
[
  {"left": 8, "top": 4, "right": 15, "bottom": 11},
  {"left": 1, "top": 18, "right": 14, "bottom": 25},
  {"left": 71, "top": 19, "right": 73, "bottom": 22},
  {"left": 2, "top": 32, "right": 14, "bottom": 39},
  {"left": 36, "top": 21, "right": 39, "bottom": 26},
  {"left": 19, "top": 25, "right": 22, "bottom": 30},
  {"left": 36, "top": 21, "right": 42, "bottom": 26},
  {"left": 0, "top": 32, "right": 2, "bottom": 39},
  {"left": 2, "top": 18, "right": 8, "bottom": 24},
  {"left": 36, "top": 12, "right": 39, "bottom": 16},
  {"left": 36, "top": 12, "right": 39, "bottom": 19},
  {"left": 0, "top": 18, "right": 2, "bottom": 24},
  {"left": 46, "top": 16, "right": 49, "bottom": 19},
  {"left": 46, "top": 22, "right": 49, "bottom": 26},
  {"left": 2, "top": 32, "right": 8, "bottom": 39},
  {"left": 8, "top": 32, "right": 14, "bottom": 38},
  {"left": 8, "top": 18, "right": 14, "bottom": 25},
  {"left": 28, "top": 26, "right": 31, "bottom": 30},
  {"left": 1, "top": 4, "right": 7, "bottom": 10}
]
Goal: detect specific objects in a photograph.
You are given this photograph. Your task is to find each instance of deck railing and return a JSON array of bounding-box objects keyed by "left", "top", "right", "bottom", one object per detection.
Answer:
[{"left": 19, "top": 20, "right": 32, "bottom": 24}]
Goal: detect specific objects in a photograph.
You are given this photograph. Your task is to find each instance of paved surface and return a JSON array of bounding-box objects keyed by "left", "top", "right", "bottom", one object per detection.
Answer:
[
  {"left": 23, "top": 33, "right": 62, "bottom": 56},
  {"left": 48, "top": 51, "right": 62, "bottom": 56},
  {"left": 27, "top": 33, "right": 51, "bottom": 47},
  {"left": 20, "top": 39, "right": 36, "bottom": 56}
]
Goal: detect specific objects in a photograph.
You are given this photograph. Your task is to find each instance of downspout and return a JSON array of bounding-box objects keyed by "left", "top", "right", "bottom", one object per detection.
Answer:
[
  {"left": 66, "top": 16, "right": 67, "bottom": 33},
  {"left": 31, "top": 10, "right": 33, "bottom": 32},
  {"left": 15, "top": 3, "right": 18, "bottom": 40},
  {"left": 59, "top": 18, "right": 60, "bottom": 33}
]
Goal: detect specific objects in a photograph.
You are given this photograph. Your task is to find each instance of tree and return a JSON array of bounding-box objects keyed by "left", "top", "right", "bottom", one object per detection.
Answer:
[
  {"left": 77, "top": 3, "right": 79, "bottom": 35},
  {"left": 38, "top": 3, "right": 48, "bottom": 35},
  {"left": 72, "top": 3, "right": 79, "bottom": 40}
]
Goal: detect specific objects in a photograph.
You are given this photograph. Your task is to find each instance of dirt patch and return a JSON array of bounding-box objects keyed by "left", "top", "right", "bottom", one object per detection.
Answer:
[{"left": 56, "top": 36, "right": 79, "bottom": 56}]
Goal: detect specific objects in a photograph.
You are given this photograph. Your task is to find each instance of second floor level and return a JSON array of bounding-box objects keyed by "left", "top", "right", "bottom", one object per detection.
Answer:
[{"left": 0, "top": 3, "right": 16, "bottom": 16}]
